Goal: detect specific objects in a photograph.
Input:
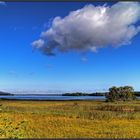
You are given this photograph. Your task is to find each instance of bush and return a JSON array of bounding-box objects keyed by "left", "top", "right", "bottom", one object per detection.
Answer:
[{"left": 106, "top": 86, "right": 136, "bottom": 102}]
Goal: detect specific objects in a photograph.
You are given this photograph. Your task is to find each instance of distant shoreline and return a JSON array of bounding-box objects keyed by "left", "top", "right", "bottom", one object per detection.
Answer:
[
  {"left": 0, "top": 98, "right": 105, "bottom": 101},
  {"left": 1, "top": 91, "right": 140, "bottom": 97}
]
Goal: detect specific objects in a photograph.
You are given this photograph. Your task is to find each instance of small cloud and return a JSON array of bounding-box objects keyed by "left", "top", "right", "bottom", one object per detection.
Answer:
[
  {"left": 0, "top": 1, "right": 6, "bottom": 6},
  {"left": 81, "top": 57, "right": 88, "bottom": 62},
  {"left": 29, "top": 72, "right": 35, "bottom": 76},
  {"left": 32, "top": 39, "right": 45, "bottom": 48},
  {"left": 90, "top": 47, "right": 98, "bottom": 53},
  {"left": 13, "top": 26, "right": 24, "bottom": 31},
  {"left": 45, "top": 64, "right": 53, "bottom": 69},
  {"left": 8, "top": 70, "right": 18, "bottom": 77},
  {"left": 9, "top": 26, "right": 24, "bottom": 31}
]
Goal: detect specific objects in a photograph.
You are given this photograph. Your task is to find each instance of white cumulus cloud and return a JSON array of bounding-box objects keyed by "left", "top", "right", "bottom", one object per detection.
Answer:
[{"left": 32, "top": 2, "right": 140, "bottom": 56}]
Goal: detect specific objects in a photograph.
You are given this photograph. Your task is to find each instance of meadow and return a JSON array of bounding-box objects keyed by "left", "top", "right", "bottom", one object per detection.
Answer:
[{"left": 0, "top": 100, "right": 140, "bottom": 138}]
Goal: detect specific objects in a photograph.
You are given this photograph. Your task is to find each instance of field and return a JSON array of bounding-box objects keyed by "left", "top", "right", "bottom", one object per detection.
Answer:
[{"left": 0, "top": 100, "right": 140, "bottom": 138}]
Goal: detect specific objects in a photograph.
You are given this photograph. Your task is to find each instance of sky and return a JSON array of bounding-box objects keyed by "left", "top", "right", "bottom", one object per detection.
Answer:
[{"left": 0, "top": 2, "right": 140, "bottom": 93}]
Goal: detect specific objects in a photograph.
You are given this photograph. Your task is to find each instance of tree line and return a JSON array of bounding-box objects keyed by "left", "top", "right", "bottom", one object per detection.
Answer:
[{"left": 63, "top": 86, "right": 138, "bottom": 101}]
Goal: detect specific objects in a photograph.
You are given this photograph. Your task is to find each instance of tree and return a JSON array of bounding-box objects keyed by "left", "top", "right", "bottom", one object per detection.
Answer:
[{"left": 106, "top": 86, "right": 136, "bottom": 102}]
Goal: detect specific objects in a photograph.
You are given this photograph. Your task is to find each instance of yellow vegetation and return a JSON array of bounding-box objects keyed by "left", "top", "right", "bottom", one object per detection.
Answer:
[{"left": 0, "top": 100, "right": 140, "bottom": 138}]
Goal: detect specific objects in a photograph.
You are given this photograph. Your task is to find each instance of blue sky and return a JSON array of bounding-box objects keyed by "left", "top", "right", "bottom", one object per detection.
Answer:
[{"left": 0, "top": 2, "right": 140, "bottom": 92}]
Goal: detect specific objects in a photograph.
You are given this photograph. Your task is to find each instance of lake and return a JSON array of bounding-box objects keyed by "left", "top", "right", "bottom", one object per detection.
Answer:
[
  {"left": 0, "top": 95, "right": 106, "bottom": 100},
  {"left": 0, "top": 95, "right": 139, "bottom": 101}
]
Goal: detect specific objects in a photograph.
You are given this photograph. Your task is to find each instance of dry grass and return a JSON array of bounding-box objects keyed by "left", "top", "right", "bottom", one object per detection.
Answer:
[{"left": 0, "top": 100, "right": 140, "bottom": 138}]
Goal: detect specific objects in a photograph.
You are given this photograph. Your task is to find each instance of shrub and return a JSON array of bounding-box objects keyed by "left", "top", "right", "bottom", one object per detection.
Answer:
[{"left": 106, "top": 86, "right": 136, "bottom": 102}]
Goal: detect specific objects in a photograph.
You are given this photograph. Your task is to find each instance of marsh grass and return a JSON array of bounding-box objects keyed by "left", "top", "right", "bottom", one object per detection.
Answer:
[{"left": 0, "top": 100, "right": 140, "bottom": 138}]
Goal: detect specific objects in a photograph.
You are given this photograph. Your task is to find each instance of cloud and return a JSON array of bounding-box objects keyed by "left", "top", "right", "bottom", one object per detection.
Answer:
[
  {"left": 13, "top": 26, "right": 24, "bottom": 31},
  {"left": 0, "top": 1, "right": 6, "bottom": 6},
  {"left": 32, "top": 2, "right": 140, "bottom": 56},
  {"left": 45, "top": 64, "right": 53, "bottom": 69},
  {"left": 29, "top": 72, "right": 35, "bottom": 76},
  {"left": 81, "top": 57, "right": 88, "bottom": 62},
  {"left": 8, "top": 70, "right": 18, "bottom": 77},
  {"left": 32, "top": 39, "right": 45, "bottom": 48}
]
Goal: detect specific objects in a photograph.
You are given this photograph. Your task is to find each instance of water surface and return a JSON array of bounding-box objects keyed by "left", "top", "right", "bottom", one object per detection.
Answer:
[{"left": 0, "top": 95, "right": 105, "bottom": 100}]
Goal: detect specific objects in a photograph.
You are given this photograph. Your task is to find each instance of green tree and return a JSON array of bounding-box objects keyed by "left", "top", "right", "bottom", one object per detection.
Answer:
[{"left": 106, "top": 86, "right": 136, "bottom": 102}]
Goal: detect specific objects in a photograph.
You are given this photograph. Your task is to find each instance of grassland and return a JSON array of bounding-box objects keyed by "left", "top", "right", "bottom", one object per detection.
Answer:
[{"left": 0, "top": 100, "right": 140, "bottom": 138}]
